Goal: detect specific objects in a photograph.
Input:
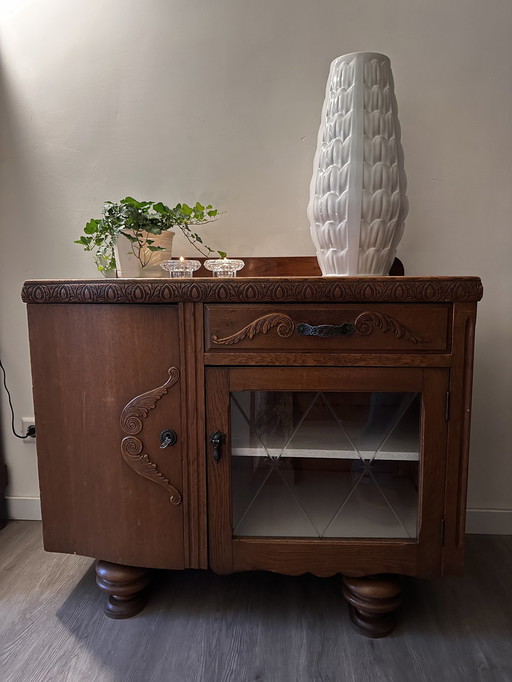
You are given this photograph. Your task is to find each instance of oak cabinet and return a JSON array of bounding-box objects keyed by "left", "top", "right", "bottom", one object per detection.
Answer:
[{"left": 23, "top": 265, "right": 482, "bottom": 636}]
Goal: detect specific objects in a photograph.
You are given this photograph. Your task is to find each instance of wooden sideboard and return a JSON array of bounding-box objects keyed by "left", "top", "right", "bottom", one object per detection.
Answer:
[{"left": 22, "top": 262, "right": 482, "bottom": 637}]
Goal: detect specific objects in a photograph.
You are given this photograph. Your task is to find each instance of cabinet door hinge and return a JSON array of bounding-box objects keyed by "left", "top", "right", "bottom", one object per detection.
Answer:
[
  {"left": 440, "top": 517, "right": 445, "bottom": 546},
  {"left": 445, "top": 391, "right": 450, "bottom": 421}
]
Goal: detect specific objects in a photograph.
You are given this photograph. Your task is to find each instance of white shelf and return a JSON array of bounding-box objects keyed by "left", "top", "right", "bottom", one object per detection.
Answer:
[
  {"left": 231, "top": 419, "right": 419, "bottom": 462},
  {"left": 232, "top": 447, "right": 418, "bottom": 461}
]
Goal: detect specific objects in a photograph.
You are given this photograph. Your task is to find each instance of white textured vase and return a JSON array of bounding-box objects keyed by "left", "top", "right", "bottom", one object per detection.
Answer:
[{"left": 307, "top": 52, "right": 408, "bottom": 276}]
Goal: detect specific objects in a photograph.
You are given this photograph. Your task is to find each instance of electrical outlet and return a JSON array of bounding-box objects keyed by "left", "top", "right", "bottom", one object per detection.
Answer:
[{"left": 21, "top": 417, "right": 36, "bottom": 440}]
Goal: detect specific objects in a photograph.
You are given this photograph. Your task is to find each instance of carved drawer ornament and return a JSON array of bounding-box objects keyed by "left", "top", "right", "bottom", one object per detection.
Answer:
[
  {"left": 120, "top": 367, "right": 182, "bottom": 505},
  {"left": 211, "top": 312, "right": 425, "bottom": 345},
  {"left": 211, "top": 313, "right": 295, "bottom": 345},
  {"left": 354, "top": 312, "right": 423, "bottom": 343}
]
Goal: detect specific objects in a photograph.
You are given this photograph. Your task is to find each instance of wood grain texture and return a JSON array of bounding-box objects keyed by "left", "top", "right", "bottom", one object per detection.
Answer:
[
  {"left": 205, "top": 303, "right": 449, "bottom": 352},
  {"left": 27, "top": 304, "right": 185, "bottom": 570},
  {"left": 180, "top": 302, "right": 208, "bottom": 569},
  {"left": 120, "top": 367, "right": 182, "bottom": 505},
  {"left": 342, "top": 574, "right": 402, "bottom": 638},
  {"left": 204, "top": 351, "right": 454, "bottom": 368},
  {"left": 95, "top": 560, "right": 151, "bottom": 619},
  {"left": 415, "top": 368, "right": 449, "bottom": 576},
  {"left": 22, "top": 275, "right": 483, "bottom": 305},
  {"left": 232, "top": 538, "right": 419, "bottom": 577},
  {"left": 205, "top": 369, "right": 233, "bottom": 574},
  {"left": 207, "top": 366, "right": 447, "bottom": 580},
  {"left": 23, "top": 272, "right": 481, "bottom": 620},
  {"left": 1, "top": 522, "right": 511, "bottom": 682},
  {"left": 442, "top": 303, "right": 478, "bottom": 574}
]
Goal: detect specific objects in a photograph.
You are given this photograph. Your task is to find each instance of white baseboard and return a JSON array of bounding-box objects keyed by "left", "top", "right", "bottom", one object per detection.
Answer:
[
  {"left": 465, "top": 509, "right": 512, "bottom": 535},
  {"left": 6, "top": 496, "right": 42, "bottom": 521}
]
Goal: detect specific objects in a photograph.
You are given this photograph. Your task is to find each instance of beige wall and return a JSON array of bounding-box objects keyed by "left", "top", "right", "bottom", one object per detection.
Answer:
[{"left": 1, "top": 0, "right": 511, "bottom": 529}]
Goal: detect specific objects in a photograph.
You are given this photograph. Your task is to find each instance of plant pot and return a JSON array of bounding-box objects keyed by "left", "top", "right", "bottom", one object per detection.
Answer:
[
  {"left": 142, "top": 230, "right": 175, "bottom": 278},
  {"left": 307, "top": 52, "right": 408, "bottom": 276},
  {"left": 114, "top": 231, "right": 175, "bottom": 278}
]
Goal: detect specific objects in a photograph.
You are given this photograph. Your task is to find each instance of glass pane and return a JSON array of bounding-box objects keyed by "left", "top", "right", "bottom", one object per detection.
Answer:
[{"left": 231, "top": 391, "right": 420, "bottom": 539}]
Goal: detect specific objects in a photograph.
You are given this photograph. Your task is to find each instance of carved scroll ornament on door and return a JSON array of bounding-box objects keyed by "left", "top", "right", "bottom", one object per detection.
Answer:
[{"left": 120, "top": 367, "right": 182, "bottom": 505}]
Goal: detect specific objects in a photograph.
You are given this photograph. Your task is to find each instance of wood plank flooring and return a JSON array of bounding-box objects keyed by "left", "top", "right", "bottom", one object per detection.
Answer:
[{"left": 0, "top": 521, "right": 511, "bottom": 682}]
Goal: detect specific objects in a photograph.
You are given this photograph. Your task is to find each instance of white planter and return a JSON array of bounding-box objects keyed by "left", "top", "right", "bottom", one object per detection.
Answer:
[
  {"left": 114, "top": 230, "right": 175, "bottom": 278},
  {"left": 114, "top": 233, "right": 141, "bottom": 278},
  {"left": 141, "top": 230, "right": 175, "bottom": 278},
  {"left": 307, "top": 52, "right": 408, "bottom": 276}
]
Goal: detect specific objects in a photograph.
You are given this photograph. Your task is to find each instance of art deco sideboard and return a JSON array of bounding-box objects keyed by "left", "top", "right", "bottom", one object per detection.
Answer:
[{"left": 22, "top": 261, "right": 482, "bottom": 637}]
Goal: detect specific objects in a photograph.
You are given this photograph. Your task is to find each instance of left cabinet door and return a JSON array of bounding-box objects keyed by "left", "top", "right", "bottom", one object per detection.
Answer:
[{"left": 28, "top": 304, "right": 185, "bottom": 570}]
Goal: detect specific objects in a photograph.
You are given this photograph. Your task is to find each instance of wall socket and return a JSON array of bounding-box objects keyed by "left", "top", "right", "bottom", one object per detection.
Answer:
[{"left": 21, "top": 417, "right": 36, "bottom": 440}]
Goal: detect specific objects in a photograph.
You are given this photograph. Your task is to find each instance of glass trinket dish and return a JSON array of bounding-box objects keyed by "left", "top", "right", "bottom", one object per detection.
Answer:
[
  {"left": 204, "top": 258, "right": 245, "bottom": 278},
  {"left": 161, "top": 259, "right": 201, "bottom": 278}
]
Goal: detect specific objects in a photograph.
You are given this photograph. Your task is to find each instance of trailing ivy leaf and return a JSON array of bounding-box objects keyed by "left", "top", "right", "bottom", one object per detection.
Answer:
[
  {"left": 74, "top": 236, "right": 91, "bottom": 246},
  {"left": 122, "top": 196, "right": 145, "bottom": 208},
  {"left": 152, "top": 202, "right": 167, "bottom": 214},
  {"left": 119, "top": 230, "right": 137, "bottom": 242},
  {"left": 218, "top": 250, "right": 227, "bottom": 258},
  {"left": 146, "top": 245, "right": 165, "bottom": 252},
  {"left": 84, "top": 219, "right": 99, "bottom": 234}
]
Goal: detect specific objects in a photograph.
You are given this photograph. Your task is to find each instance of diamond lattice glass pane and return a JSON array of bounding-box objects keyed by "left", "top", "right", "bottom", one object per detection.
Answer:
[{"left": 231, "top": 391, "right": 420, "bottom": 539}]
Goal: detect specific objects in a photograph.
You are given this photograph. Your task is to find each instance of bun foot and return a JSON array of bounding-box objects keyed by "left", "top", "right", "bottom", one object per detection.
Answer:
[
  {"left": 95, "top": 560, "right": 151, "bottom": 619},
  {"left": 342, "top": 574, "right": 401, "bottom": 638}
]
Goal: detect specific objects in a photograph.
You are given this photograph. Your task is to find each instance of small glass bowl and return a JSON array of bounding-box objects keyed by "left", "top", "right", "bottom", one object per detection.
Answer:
[
  {"left": 204, "top": 258, "right": 245, "bottom": 278},
  {"left": 160, "top": 259, "right": 201, "bottom": 278}
]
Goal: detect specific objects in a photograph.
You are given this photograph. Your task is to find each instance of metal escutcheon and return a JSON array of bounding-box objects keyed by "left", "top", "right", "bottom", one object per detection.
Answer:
[{"left": 160, "top": 429, "right": 178, "bottom": 449}]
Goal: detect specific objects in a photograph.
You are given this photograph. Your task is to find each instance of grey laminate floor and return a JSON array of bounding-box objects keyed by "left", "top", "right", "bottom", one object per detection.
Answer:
[{"left": 0, "top": 521, "right": 511, "bottom": 682}]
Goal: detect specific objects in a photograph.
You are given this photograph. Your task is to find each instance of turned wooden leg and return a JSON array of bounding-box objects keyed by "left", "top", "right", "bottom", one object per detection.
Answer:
[
  {"left": 95, "top": 560, "right": 151, "bottom": 619},
  {"left": 341, "top": 574, "right": 402, "bottom": 638}
]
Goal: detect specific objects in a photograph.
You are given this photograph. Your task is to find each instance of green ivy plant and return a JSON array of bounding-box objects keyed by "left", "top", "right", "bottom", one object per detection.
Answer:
[{"left": 75, "top": 196, "right": 226, "bottom": 273}]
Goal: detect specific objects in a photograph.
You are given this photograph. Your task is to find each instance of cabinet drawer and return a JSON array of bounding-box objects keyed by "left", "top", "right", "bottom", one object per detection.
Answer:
[{"left": 204, "top": 304, "right": 449, "bottom": 353}]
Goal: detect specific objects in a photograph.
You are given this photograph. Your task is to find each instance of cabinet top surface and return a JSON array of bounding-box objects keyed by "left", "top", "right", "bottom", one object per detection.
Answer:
[{"left": 22, "top": 276, "right": 483, "bottom": 304}]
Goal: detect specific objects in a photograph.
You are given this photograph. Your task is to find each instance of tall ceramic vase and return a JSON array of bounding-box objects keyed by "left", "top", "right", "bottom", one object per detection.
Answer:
[{"left": 307, "top": 52, "right": 408, "bottom": 276}]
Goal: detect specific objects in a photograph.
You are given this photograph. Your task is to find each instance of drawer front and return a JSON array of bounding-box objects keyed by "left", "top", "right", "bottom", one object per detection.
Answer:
[{"left": 204, "top": 304, "right": 450, "bottom": 353}]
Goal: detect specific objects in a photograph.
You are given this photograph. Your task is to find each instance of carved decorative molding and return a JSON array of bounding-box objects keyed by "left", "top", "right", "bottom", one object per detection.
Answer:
[
  {"left": 120, "top": 368, "right": 182, "bottom": 505},
  {"left": 211, "top": 311, "right": 424, "bottom": 345},
  {"left": 211, "top": 313, "right": 294, "bottom": 345},
  {"left": 120, "top": 367, "right": 179, "bottom": 435},
  {"left": 354, "top": 312, "right": 424, "bottom": 343},
  {"left": 22, "top": 277, "right": 483, "bottom": 304}
]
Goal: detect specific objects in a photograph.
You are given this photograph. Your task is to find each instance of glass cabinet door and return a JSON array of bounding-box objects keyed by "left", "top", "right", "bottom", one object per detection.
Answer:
[
  {"left": 231, "top": 390, "right": 420, "bottom": 539},
  {"left": 206, "top": 367, "right": 448, "bottom": 576}
]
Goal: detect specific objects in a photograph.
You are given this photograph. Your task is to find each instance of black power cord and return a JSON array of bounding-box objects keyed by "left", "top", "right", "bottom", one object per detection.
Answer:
[{"left": 0, "top": 357, "right": 35, "bottom": 439}]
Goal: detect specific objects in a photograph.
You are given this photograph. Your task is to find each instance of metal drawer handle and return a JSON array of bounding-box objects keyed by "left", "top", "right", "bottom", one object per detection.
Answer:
[{"left": 296, "top": 322, "right": 355, "bottom": 337}]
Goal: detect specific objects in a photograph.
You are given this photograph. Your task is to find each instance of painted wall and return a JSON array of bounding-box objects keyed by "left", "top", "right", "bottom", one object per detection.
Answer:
[{"left": 1, "top": 0, "right": 511, "bottom": 530}]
